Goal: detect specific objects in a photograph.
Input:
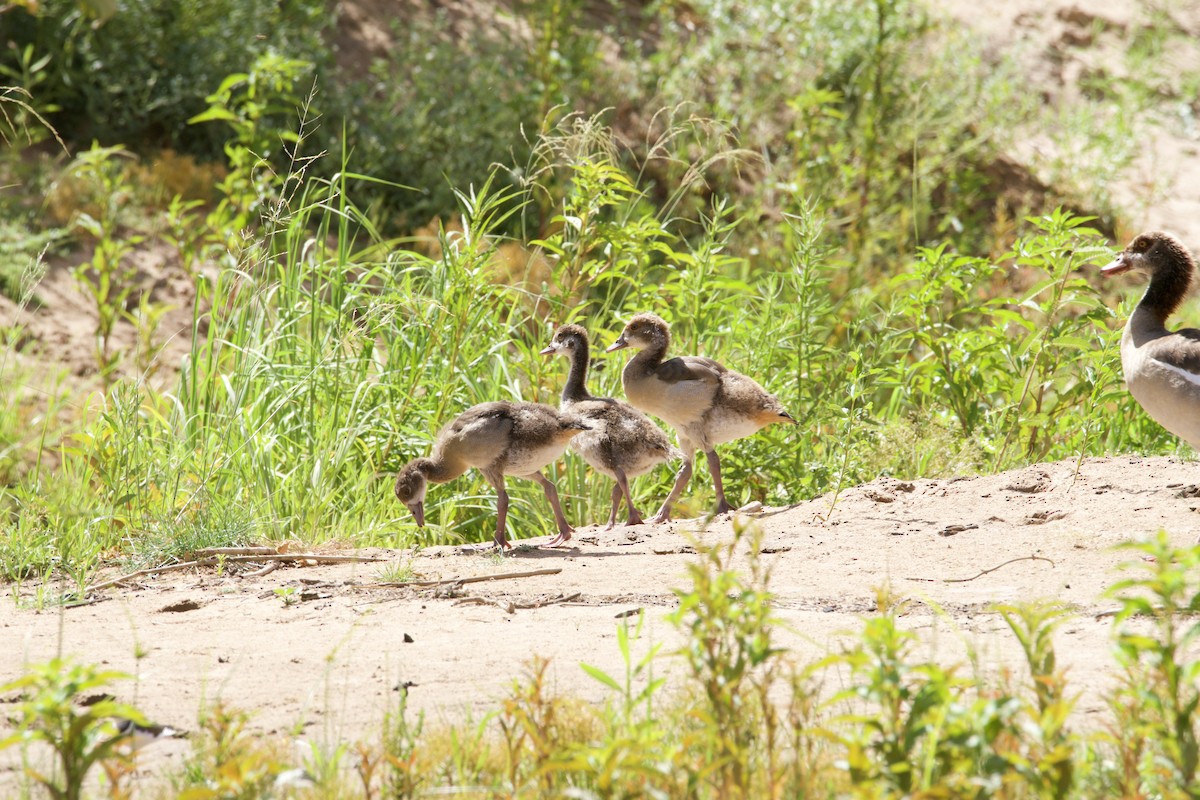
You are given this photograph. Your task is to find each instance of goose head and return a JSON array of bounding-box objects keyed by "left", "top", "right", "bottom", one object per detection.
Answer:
[
  {"left": 1103, "top": 231, "right": 1196, "bottom": 319},
  {"left": 539, "top": 323, "right": 589, "bottom": 359},
  {"left": 606, "top": 313, "right": 670, "bottom": 353},
  {"left": 394, "top": 459, "right": 431, "bottom": 527}
]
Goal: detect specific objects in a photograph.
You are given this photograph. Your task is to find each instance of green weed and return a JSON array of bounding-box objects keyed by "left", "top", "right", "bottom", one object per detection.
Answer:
[
  {"left": 566, "top": 611, "right": 673, "bottom": 796},
  {"left": 176, "top": 704, "right": 288, "bottom": 799},
  {"left": 0, "top": 659, "right": 147, "bottom": 800},
  {"left": 375, "top": 560, "right": 416, "bottom": 584},
  {"left": 997, "top": 601, "right": 1078, "bottom": 797},
  {"left": 58, "top": 144, "right": 147, "bottom": 382},
  {"left": 669, "top": 520, "right": 782, "bottom": 796},
  {"left": 1, "top": 0, "right": 329, "bottom": 155},
  {"left": 1105, "top": 533, "right": 1200, "bottom": 796}
]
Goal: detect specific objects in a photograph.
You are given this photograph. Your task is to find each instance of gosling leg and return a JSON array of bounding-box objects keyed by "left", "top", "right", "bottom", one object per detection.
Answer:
[
  {"left": 706, "top": 449, "right": 732, "bottom": 515},
  {"left": 531, "top": 472, "right": 574, "bottom": 548},
  {"left": 651, "top": 456, "right": 693, "bottom": 524}
]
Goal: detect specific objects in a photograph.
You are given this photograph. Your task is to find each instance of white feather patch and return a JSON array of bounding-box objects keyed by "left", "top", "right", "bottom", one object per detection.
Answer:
[{"left": 1151, "top": 357, "right": 1200, "bottom": 388}]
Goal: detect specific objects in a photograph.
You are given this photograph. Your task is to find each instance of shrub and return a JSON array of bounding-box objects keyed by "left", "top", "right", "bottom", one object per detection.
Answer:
[{"left": 1, "top": 0, "right": 330, "bottom": 153}]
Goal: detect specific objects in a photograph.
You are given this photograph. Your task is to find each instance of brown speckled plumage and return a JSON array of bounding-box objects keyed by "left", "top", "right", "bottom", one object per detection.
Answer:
[
  {"left": 394, "top": 401, "right": 588, "bottom": 548},
  {"left": 605, "top": 313, "right": 796, "bottom": 522},
  {"left": 541, "top": 324, "right": 679, "bottom": 530}
]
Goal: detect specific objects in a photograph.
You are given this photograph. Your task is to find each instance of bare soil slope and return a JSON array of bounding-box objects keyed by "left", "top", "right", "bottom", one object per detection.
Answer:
[{"left": 933, "top": 0, "right": 1200, "bottom": 245}]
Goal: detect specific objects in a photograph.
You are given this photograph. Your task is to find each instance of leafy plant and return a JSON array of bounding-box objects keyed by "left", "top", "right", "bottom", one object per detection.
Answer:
[
  {"left": 997, "top": 601, "right": 1078, "bottom": 797},
  {"left": 1, "top": 0, "right": 329, "bottom": 154},
  {"left": 331, "top": 2, "right": 605, "bottom": 228},
  {"left": 669, "top": 519, "right": 783, "bottom": 796},
  {"left": 178, "top": 703, "right": 284, "bottom": 800},
  {"left": 273, "top": 585, "right": 298, "bottom": 606},
  {"left": 828, "top": 586, "right": 1020, "bottom": 797},
  {"left": 881, "top": 209, "right": 1120, "bottom": 468},
  {"left": 566, "top": 611, "right": 674, "bottom": 796},
  {"left": 1105, "top": 533, "right": 1200, "bottom": 796},
  {"left": 188, "top": 50, "right": 316, "bottom": 234},
  {"left": 56, "top": 143, "right": 145, "bottom": 382},
  {"left": 380, "top": 690, "right": 425, "bottom": 799},
  {"left": 0, "top": 659, "right": 146, "bottom": 800}
]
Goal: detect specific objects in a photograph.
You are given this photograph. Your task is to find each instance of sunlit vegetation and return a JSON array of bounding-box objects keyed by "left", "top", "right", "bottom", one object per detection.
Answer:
[{"left": 2, "top": 0, "right": 1200, "bottom": 795}]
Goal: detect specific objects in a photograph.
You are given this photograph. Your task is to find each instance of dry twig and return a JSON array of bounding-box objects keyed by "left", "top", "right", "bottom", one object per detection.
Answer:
[
  {"left": 190, "top": 547, "right": 278, "bottom": 558},
  {"left": 942, "top": 555, "right": 1056, "bottom": 583},
  {"left": 368, "top": 567, "right": 563, "bottom": 589},
  {"left": 244, "top": 562, "right": 279, "bottom": 579},
  {"left": 453, "top": 592, "right": 582, "bottom": 614},
  {"left": 86, "top": 553, "right": 384, "bottom": 593}
]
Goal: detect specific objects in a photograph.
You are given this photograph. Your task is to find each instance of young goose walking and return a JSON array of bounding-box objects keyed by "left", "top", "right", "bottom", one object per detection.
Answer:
[
  {"left": 541, "top": 324, "right": 680, "bottom": 531},
  {"left": 606, "top": 313, "right": 797, "bottom": 522},
  {"left": 394, "top": 401, "right": 589, "bottom": 549},
  {"left": 1102, "top": 231, "right": 1200, "bottom": 449}
]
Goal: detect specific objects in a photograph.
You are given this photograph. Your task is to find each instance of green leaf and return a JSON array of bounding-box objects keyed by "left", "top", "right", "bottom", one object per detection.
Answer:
[
  {"left": 187, "top": 107, "right": 239, "bottom": 126},
  {"left": 580, "top": 662, "right": 622, "bottom": 692}
]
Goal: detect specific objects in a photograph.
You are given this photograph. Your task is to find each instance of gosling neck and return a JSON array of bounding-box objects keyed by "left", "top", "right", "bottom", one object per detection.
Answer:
[
  {"left": 561, "top": 346, "right": 594, "bottom": 403},
  {"left": 419, "top": 455, "right": 468, "bottom": 485},
  {"left": 628, "top": 338, "right": 669, "bottom": 374}
]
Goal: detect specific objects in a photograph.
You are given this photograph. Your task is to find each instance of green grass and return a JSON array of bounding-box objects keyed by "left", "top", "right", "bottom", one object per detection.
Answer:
[{"left": 0, "top": 107, "right": 1187, "bottom": 589}]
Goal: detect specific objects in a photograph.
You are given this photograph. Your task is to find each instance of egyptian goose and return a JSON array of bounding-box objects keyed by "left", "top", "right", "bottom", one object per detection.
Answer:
[
  {"left": 606, "top": 313, "right": 796, "bottom": 521},
  {"left": 394, "top": 401, "right": 589, "bottom": 549},
  {"left": 541, "top": 323, "right": 680, "bottom": 531},
  {"left": 1102, "top": 231, "right": 1200, "bottom": 449}
]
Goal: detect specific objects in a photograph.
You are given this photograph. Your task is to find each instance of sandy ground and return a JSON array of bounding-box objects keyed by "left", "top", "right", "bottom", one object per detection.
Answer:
[
  {"left": 4, "top": 0, "right": 1200, "bottom": 791},
  {"left": 4, "top": 454, "right": 1200, "bottom": 786}
]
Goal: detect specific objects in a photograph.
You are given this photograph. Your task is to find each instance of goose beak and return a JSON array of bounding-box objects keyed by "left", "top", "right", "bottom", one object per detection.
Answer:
[
  {"left": 1101, "top": 252, "right": 1133, "bottom": 276},
  {"left": 539, "top": 344, "right": 556, "bottom": 356},
  {"left": 605, "top": 335, "right": 629, "bottom": 353},
  {"left": 407, "top": 501, "right": 425, "bottom": 527}
]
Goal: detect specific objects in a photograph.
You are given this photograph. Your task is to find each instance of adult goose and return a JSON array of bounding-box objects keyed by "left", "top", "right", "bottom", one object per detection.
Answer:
[
  {"left": 541, "top": 323, "right": 680, "bottom": 531},
  {"left": 606, "top": 313, "right": 796, "bottom": 522},
  {"left": 1102, "top": 231, "right": 1200, "bottom": 449},
  {"left": 394, "top": 401, "right": 589, "bottom": 549}
]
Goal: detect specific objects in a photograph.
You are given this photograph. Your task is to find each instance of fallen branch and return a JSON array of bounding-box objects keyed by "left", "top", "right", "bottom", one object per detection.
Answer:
[
  {"left": 86, "top": 553, "right": 385, "bottom": 593},
  {"left": 86, "top": 561, "right": 207, "bottom": 593},
  {"left": 216, "top": 554, "right": 383, "bottom": 565},
  {"left": 244, "top": 562, "right": 279, "bottom": 579},
  {"left": 942, "top": 555, "right": 1056, "bottom": 584},
  {"left": 368, "top": 568, "right": 563, "bottom": 589},
  {"left": 1091, "top": 606, "right": 1200, "bottom": 621},
  {"left": 519, "top": 591, "right": 581, "bottom": 608},
  {"left": 454, "top": 592, "right": 582, "bottom": 613},
  {"left": 454, "top": 597, "right": 516, "bottom": 613},
  {"left": 190, "top": 547, "right": 277, "bottom": 558}
]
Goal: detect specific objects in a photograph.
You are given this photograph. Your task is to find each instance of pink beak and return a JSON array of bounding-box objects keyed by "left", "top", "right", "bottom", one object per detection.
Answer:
[
  {"left": 1101, "top": 252, "right": 1132, "bottom": 276},
  {"left": 605, "top": 336, "right": 629, "bottom": 353}
]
